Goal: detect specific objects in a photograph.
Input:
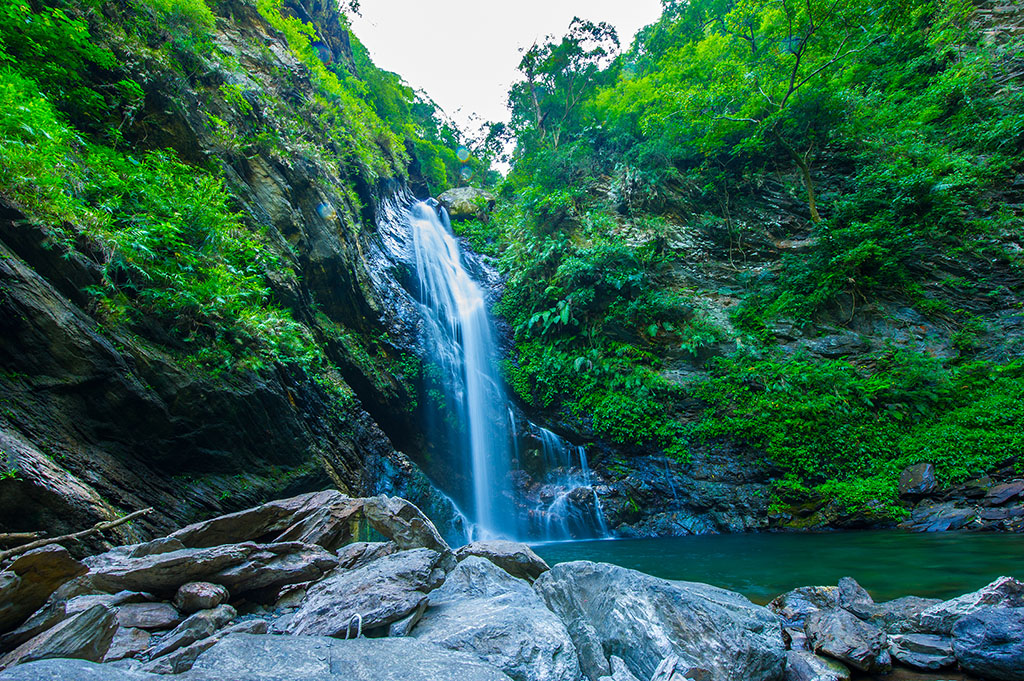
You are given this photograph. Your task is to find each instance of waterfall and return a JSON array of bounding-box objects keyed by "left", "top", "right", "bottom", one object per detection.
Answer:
[
  {"left": 378, "top": 196, "right": 610, "bottom": 542},
  {"left": 406, "top": 200, "right": 514, "bottom": 539}
]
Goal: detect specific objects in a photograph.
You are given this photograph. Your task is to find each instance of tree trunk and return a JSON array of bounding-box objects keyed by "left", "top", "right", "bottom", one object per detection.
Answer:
[{"left": 792, "top": 150, "right": 821, "bottom": 223}]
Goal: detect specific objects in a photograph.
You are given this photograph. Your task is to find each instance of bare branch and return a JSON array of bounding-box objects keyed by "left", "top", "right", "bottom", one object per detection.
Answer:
[{"left": 0, "top": 508, "right": 154, "bottom": 564}]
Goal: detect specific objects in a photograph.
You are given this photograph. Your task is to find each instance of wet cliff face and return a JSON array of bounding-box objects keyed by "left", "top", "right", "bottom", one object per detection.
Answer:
[{"left": 0, "top": 0, "right": 454, "bottom": 550}]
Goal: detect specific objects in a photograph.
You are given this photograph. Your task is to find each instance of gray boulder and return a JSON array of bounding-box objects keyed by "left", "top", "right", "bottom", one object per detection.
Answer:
[
  {"left": 141, "top": 619, "right": 267, "bottom": 674},
  {"left": 454, "top": 541, "right": 549, "bottom": 583},
  {"left": 173, "top": 582, "right": 229, "bottom": 614},
  {"left": 114, "top": 603, "right": 181, "bottom": 631},
  {"left": 0, "top": 658, "right": 161, "bottom": 680},
  {"left": 916, "top": 576, "right": 1024, "bottom": 635},
  {"left": 784, "top": 650, "right": 850, "bottom": 681},
  {"left": 845, "top": 596, "right": 941, "bottom": 634},
  {"left": 768, "top": 586, "right": 840, "bottom": 629},
  {"left": 805, "top": 609, "right": 890, "bottom": 672},
  {"left": 952, "top": 607, "right": 1024, "bottom": 681},
  {"left": 169, "top": 491, "right": 363, "bottom": 552},
  {"left": 533, "top": 561, "right": 785, "bottom": 681},
  {"left": 362, "top": 496, "right": 452, "bottom": 559},
  {"left": 336, "top": 542, "right": 398, "bottom": 570},
  {"left": 0, "top": 605, "right": 116, "bottom": 671},
  {"left": 0, "top": 547, "right": 87, "bottom": 635},
  {"left": 438, "top": 188, "right": 496, "bottom": 222},
  {"left": 413, "top": 557, "right": 580, "bottom": 681},
  {"left": 82, "top": 542, "right": 336, "bottom": 597},
  {"left": 145, "top": 604, "right": 235, "bottom": 660},
  {"left": 282, "top": 548, "right": 446, "bottom": 636},
  {"left": 899, "top": 463, "right": 938, "bottom": 499},
  {"left": 185, "top": 633, "right": 514, "bottom": 680},
  {"left": 888, "top": 633, "right": 954, "bottom": 670}
]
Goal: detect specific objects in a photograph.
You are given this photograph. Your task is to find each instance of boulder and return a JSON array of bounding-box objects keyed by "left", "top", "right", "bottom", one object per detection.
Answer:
[
  {"left": 986, "top": 481, "right": 1024, "bottom": 506},
  {"left": 145, "top": 604, "right": 235, "bottom": 660},
  {"left": 784, "top": 650, "right": 850, "bottom": 681},
  {"left": 114, "top": 603, "right": 180, "bottom": 631},
  {"left": 805, "top": 609, "right": 890, "bottom": 673},
  {"left": 172, "top": 582, "right": 229, "bottom": 614},
  {"left": 169, "top": 491, "right": 363, "bottom": 552},
  {"left": 362, "top": 496, "right": 452, "bottom": 560},
  {"left": 0, "top": 547, "right": 87, "bottom": 634},
  {"left": 337, "top": 542, "right": 398, "bottom": 570},
  {"left": 0, "top": 658, "right": 161, "bottom": 680},
  {"left": 888, "top": 633, "right": 954, "bottom": 670},
  {"left": 102, "top": 627, "right": 150, "bottom": 663},
  {"left": 0, "top": 592, "right": 147, "bottom": 653},
  {"left": 281, "top": 548, "right": 446, "bottom": 637},
  {"left": 140, "top": 619, "right": 267, "bottom": 674},
  {"left": 208, "top": 542, "right": 339, "bottom": 596},
  {"left": 533, "top": 561, "right": 785, "bottom": 681},
  {"left": 952, "top": 607, "right": 1024, "bottom": 681},
  {"left": 768, "top": 586, "right": 840, "bottom": 629},
  {"left": 844, "top": 596, "right": 941, "bottom": 634},
  {"left": 900, "top": 501, "right": 978, "bottom": 532},
  {"left": 915, "top": 576, "right": 1024, "bottom": 635},
  {"left": 454, "top": 541, "right": 550, "bottom": 583},
  {"left": 0, "top": 605, "right": 116, "bottom": 671},
  {"left": 413, "top": 557, "right": 581, "bottom": 681},
  {"left": 437, "top": 188, "right": 497, "bottom": 222},
  {"left": 598, "top": 656, "right": 642, "bottom": 681},
  {"left": 185, "top": 633, "right": 514, "bottom": 681},
  {"left": 81, "top": 541, "right": 336, "bottom": 596},
  {"left": 899, "top": 463, "right": 938, "bottom": 499}
]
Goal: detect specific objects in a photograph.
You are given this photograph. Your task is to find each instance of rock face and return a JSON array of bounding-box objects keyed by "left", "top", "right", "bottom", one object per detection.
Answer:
[
  {"left": 437, "top": 187, "right": 497, "bottom": 221},
  {"left": 898, "top": 463, "right": 938, "bottom": 499},
  {"left": 533, "top": 561, "right": 785, "bottom": 681},
  {"left": 453, "top": 541, "right": 550, "bottom": 583},
  {"left": 186, "top": 633, "right": 514, "bottom": 681},
  {"left": 805, "top": 609, "right": 890, "bottom": 673},
  {"left": 0, "top": 547, "right": 87, "bottom": 635},
  {"left": 413, "top": 557, "right": 580, "bottom": 681},
  {"left": 361, "top": 496, "right": 453, "bottom": 558},
  {"left": 952, "top": 607, "right": 1024, "bottom": 681},
  {"left": 0, "top": 658, "right": 161, "bottom": 680},
  {"left": 145, "top": 604, "right": 236, "bottom": 660},
  {"left": 888, "top": 633, "right": 954, "bottom": 670},
  {"left": 281, "top": 548, "right": 446, "bottom": 636},
  {"left": 113, "top": 603, "right": 181, "bottom": 631}
]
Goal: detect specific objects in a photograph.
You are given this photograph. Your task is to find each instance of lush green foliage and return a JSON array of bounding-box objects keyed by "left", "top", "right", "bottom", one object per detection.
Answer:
[{"left": 486, "top": 0, "right": 1024, "bottom": 517}]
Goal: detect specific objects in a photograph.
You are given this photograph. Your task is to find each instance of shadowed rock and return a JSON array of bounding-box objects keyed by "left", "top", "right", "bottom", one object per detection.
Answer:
[
  {"left": 952, "top": 607, "right": 1024, "bottom": 681},
  {"left": 0, "top": 605, "right": 116, "bottom": 671},
  {"left": 0, "top": 547, "right": 87, "bottom": 635},
  {"left": 888, "top": 633, "right": 954, "bottom": 670},
  {"left": 784, "top": 650, "right": 850, "bottom": 681},
  {"left": 806, "top": 609, "right": 890, "bottom": 673}
]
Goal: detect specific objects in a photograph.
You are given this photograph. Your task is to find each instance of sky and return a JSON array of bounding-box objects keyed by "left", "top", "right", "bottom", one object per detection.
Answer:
[{"left": 348, "top": 0, "right": 664, "bottom": 136}]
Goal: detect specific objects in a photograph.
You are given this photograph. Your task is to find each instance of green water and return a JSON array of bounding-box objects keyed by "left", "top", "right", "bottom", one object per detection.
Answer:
[{"left": 532, "top": 531, "right": 1024, "bottom": 605}]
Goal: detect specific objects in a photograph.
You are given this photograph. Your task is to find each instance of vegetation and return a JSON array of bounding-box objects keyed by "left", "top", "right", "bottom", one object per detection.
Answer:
[{"left": 482, "top": 0, "right": 1024, "bottom": 519}]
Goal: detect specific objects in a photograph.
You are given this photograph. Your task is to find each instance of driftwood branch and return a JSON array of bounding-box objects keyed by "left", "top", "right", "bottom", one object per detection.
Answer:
[
  {"left": 0, "top": 507, "right": 154, "bottom": 564},
  {"left": 0, "top": 531, "right": 46, "bottom": 546}
]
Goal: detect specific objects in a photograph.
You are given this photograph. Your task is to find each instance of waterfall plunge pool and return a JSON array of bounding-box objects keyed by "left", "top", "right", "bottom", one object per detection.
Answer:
[{"left": 532, "top": 530, "right": 1024, "bottom": 605}]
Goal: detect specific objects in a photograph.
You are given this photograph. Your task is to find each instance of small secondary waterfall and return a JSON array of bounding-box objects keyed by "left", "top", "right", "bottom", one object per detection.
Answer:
[
  {"left": 407, "top": 200, "right": 514, "bottom": 538},
  {"left": 531, "top": 427, "right": 609, "bottom": 540}
]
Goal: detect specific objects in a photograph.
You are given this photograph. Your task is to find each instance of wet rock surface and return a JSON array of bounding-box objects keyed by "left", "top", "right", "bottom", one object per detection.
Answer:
[
  {"left": 533, "top": 560, "right": 786, "bottom": 681},
  {"left": 412, "top": 557, "right": 580, "bottom": 681}
]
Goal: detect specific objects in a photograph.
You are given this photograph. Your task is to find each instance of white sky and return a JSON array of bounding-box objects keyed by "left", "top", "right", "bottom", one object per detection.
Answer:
[{"left": 349, "top": 0, "right": 664, "bottom": 136}]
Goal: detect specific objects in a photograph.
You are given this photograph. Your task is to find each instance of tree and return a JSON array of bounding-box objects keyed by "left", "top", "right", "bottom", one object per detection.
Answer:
[{"left": 508, "top": 17, "right": 619, "bottom": 150}]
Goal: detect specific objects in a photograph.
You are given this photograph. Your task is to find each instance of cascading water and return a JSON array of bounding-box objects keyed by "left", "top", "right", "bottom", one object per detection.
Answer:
[
  {"left": 530, "top": 427, "right": 609, "bottom": 540},
  {"left": 380, "top": 195, "right": 609, "bottom": 542},
  {"left": 406, "top": 200, "right": 514, "bottom": 539}
]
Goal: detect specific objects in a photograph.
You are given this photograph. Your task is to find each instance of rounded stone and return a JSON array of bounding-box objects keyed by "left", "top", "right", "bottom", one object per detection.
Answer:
[{"left": 172, "top": 582, "right": 229, "bottom": 614}]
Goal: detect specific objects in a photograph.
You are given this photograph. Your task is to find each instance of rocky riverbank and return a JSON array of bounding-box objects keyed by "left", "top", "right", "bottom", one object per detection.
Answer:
[{"left": 1, "top": 492, "right": 1022, "bottom": 681}]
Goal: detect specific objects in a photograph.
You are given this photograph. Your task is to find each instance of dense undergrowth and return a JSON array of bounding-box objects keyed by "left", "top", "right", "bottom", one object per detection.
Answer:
[
  {"left": 483, "top": 0, "right": 1024, "bottom": 519},
  {"left": 0, "top": 0, "right": 474, "bottom": 375}
]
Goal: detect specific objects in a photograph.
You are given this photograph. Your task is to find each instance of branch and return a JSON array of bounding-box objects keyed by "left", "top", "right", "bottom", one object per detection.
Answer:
[
  {"left": 0, "top": 508, "right": 154, "bottom": 564},
  {"left": 0, "top": 531, "right": 46, "bottom": 546}
]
